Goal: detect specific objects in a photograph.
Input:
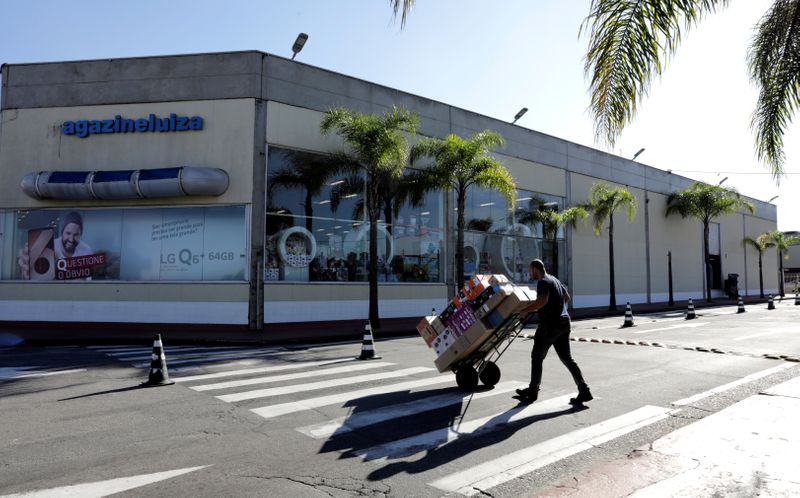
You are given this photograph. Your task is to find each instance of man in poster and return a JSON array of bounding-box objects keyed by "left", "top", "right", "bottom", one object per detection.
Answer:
[{"left": 18, "top": 211, "right": 104, "bottom": 280}]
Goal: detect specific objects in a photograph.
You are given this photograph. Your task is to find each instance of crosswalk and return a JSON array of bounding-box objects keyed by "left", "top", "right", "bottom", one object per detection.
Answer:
[
  {"left": 86, "top": 343, "right": 784, "bottom": 496},
  {"left": 83, "top": 346, "right": 688, "bottom": 495}
]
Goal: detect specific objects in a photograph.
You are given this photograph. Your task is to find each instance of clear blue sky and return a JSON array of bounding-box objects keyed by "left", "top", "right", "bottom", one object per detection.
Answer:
[{"left": 2, "top": 0, "right": 795, "bottom": 229}]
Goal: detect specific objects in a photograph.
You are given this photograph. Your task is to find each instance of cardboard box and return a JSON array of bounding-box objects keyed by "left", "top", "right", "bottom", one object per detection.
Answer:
[
  {"left": 477, "top": 273, "right": 509, "bottom": 287},
  {"left": 493, "top": 287, "right": 536, "bottom": 320},
  {"left": 430, "top": 316, "right": 446, "bottom": 334},
  {"left": 459, "top": 320, "right": 496, "bottom": 358},
  {"left": 447, "top": 304, "right": 477, "bottom": 336},
  {"left": 474, "top": 284, "right": 514, "bottom": 319},
  {"left": 415, "top": 316, "right": 439, "bottom": 347},
  {"left": 482, "top": 309, "right": 506, "bottom": 330},
  {"left": 469, "top": 285, "right": 495, "bottom": 310},
  {"left": 438, "top": 302, "right": 457, "bottom": 324},
  {"left": 431, "top": 327, "right": 456, "bottom": 356},
  {"left": 434, "top": 335, "right": 471, "bottom": 372}
]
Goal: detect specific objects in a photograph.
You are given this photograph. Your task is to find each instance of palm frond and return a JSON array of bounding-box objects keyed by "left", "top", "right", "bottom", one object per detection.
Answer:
[
  {"left": 471, "top": 158, "right": 517, "bottom": 205},
  {"left": 389, "top": 0, "right": 415, "bottom": 27},
  {"left": 748, "top": 0, "right": 800, "bottom": 181},
  {"left": 583, "top": 0, "right": 729, "bottom": 147}
]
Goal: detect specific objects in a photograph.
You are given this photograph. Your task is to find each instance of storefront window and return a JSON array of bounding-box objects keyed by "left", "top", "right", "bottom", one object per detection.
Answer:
[
  {"left": 0, "top": 205, "right": 247, "bottom": 281},
  {"left": 265, "top": 147, "right": 443, "bottom": 283},
  {"left": 462, "top": 187, "right": 567, "bottom": 284}
]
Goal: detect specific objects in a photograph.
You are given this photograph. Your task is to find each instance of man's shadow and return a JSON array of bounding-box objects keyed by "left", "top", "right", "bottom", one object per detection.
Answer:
[{"left": 364, "top": 402, "right": 584, "bottom": 481}]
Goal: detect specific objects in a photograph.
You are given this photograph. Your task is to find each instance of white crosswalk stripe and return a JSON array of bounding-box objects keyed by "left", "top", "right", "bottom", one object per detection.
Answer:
[
  {"left": 295, "top": 381, "right": 526, "bottom": 439},
  {"left": 218, "top": 366, "right": 434, "bottom": 403},
  {"left": 428, "top": 405, "right": 673, "bottom": 496},
  {"left": 190, "top": 362, "right": 396, "bottom": 391},
  {"left": 172, "top": 358, "right": 355, "bottom": 382},
  {"left": 250, "top": 375, "right": 454, "bottom": 419}
]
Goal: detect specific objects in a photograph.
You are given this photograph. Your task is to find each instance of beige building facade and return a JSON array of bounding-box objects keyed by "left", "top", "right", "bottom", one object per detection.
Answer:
[{"left": 0, "top": 52, "right": 779, "bottom": 333}]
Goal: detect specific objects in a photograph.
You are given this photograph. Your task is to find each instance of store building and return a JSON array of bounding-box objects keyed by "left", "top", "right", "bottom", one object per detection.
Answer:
[{"left": 0, "top": 51, "right": 779, "bottom": 335}]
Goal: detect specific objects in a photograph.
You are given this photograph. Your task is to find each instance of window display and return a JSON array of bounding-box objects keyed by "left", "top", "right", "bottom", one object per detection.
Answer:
[{"left": 266, "top": 147, "right": 443, "bottom": 283}]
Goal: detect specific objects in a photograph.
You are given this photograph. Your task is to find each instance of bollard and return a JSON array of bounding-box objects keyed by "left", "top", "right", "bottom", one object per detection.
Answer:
[
  {"left": 356, "top": 320, "right": 382, "bottom": 360},
  {"left": 686, "top": 298, "right": 696, "bottom": 320},
  {"left": 622, "top": 302, "right": 634, "bottom": 327},
  {"left": 142, "top": 334, "right": 174, "bottom": 387},
  {"left": 737, "top": 296, "right": 746, "bottom": 313}
]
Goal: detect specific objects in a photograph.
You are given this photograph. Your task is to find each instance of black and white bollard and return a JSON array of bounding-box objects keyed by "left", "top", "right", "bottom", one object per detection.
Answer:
[
  {"left": 356, "top": 320, "right": 381, "bottom": 360},
  {"left": 142, "top": 334, "right": 174, "bottom": 387},
  {"left": 737, "top": 296, "right": 746, "bottom": 313},
  {"left": 622, "top": 302, "right": 634, "bottom": 328},
  {"left": 686, "top": 298, "right": 696, "bottom": 320},
  {"left": 768, "top": 295, "right": 775, "bottom": 310}
]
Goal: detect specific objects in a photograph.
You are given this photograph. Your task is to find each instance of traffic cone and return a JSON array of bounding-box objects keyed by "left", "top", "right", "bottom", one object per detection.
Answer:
[
  {"left": 768, "top": 295, "right": 775, "bottom": 310},
  {"left": 737, "top": 296, "right": 746, "bottom": 313},
  {"left": 795, "top": 293, "right": 799, "bottom": 306},
  {"left": 142, "top": 334, "right": 174, "bottom": 387},
  {"left": 622, "top": 302, "right": 634, "bottom": 327},
  {"left": 686, "top": 298, "right": 696, "bottom": 320},
  {"left": 356, "top": 321, "right": 381, "bottom": 360}
]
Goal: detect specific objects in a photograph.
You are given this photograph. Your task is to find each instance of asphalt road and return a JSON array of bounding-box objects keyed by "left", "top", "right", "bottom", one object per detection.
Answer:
[{"left": 1, "top": 301, "right": 798, "bottom": 497}]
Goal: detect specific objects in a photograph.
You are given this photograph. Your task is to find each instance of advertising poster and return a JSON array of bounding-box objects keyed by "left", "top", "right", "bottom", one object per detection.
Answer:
[{"left": 7, "top": 206, "right": 247, "bottom": 282}]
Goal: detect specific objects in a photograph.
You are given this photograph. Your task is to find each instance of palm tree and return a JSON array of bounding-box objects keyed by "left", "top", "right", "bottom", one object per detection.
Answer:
[
  {"left": 581, "top": 0, "right": 799, "bottom": 179},
  {"left": 320, "top": 106, "right": 419, "bottom": 330},
  {"left": 586, "top": 182, "right": 637, "bottom": 311},
  {"left": 401, "top": 131, "right": 516, "bottom": 291},
  {"left": 766, "top": 230, "right": 800, "bottom": 297},
  {"left": 666, "top": 182, "right": 754, "bottom": 302},
  {"left": 389, "top": 1, "right": 798, "bottom": 179},
  {"left": 516, "top": 201, "right": 588, "bottom": 280},
  {"left": 742, "top": 233, "right": 774, "bottom": 298}
]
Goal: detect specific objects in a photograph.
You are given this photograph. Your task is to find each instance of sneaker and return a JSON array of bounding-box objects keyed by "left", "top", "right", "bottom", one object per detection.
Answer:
[{"left": 569, "top": 389, "right": 593, "bottom": 405}]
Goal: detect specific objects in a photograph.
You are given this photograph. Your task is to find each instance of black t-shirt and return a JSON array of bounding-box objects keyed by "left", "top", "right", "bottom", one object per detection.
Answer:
[{"left": 536, "top": 274, "right": 569, "bottom": 324}]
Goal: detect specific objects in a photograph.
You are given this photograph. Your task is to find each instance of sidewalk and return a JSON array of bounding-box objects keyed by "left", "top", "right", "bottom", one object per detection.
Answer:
[{"left": 538, "top": 375, "right": 800, "bottom": 497}]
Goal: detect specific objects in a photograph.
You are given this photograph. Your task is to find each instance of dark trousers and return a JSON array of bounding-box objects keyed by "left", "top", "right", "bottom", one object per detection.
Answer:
[{"left": 530, "top": 318, "right": 589, "bottom": 392}]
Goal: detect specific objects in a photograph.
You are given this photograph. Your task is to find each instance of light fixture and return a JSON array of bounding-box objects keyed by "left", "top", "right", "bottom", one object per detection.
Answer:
[
  {"left": 316, "top": 228, "right": 325, "bottom": 232},
  {"left": 542, "top": 201, "right": 559, "bottom": 207},
  {"left": 333, "top": 225, "right": 342, "bottom": 229},
  {"left": 512, "top": 107, "right": 528, "bottom": 124},
  {"left": 768, "top": 195, "right": 779, "bottom": 203},
  {"left": 291, "top": 33, "right": 308, "bottom": 60},
  {"left": 632, "top": 148, "right": 645, "bottom": 161},
  {"left": 343, "top": 193, "right": 357, "bottom": 199},
  {"left": 275, "top": 209, "right": 287, "bottom": 214},
  {"left": 420, "top": 211, "right": 430, "bottom": 215},
  {"left": 516, "top": 197, "right": 532, "bottom": 203},
  {"left": 479, "top": 202, "right": 495, "bottom": 207},
  {"left": 329, "top": 180, "right": 345, "bottom": 186},
  {"left": 718, "top": 177, "right": 729, "bottom": 185},
  {"left": 318, "top": 200, "right": 331, "bottom": 205}
]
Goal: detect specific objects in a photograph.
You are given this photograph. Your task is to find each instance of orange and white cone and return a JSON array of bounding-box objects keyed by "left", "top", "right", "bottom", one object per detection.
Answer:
[
  {"left": 686, "top": 298, "right": 696, "bottom": 320},
  {"left": 622, "top": 302, "right": 634, "bottom": 327},
  {"left": 356, "top": 321, "right": 381, "bottom": 360},
  {"left": 142, "top": 334, "right": 174, "bottom": 387}
]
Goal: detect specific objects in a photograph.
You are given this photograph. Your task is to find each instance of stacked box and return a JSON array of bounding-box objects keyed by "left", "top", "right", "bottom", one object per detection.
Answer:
[
  {"left": 492, "top": 286, "right": 536, "bottom": 321},
  {"left": 447, "top": 304, "right": 477, "bottom": 337},
  {"left": 469, "top": 285, "right": 495, "bottom": 310},
  {"left": 474, "top": 284, "right": 514, "bottom": 319},
  {"left": 434, "top": 335, "right": 470, "bottom": 372},
  {"left": 431, "top": 327, "right": 457, "bottom": 356},
  {"left": 415, "top": 316, "right": 439, "bottom": 347}
]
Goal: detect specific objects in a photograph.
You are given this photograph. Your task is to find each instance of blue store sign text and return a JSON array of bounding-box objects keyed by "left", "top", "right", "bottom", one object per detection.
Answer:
[{"left": 62, "top": 114, "right": 204, "bottom": 138}]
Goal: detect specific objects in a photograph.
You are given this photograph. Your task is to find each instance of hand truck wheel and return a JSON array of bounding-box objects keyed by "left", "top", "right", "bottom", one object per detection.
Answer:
[
  {"left": 478, "top": 361, "right": 501, "bottom": 387},
  {"left": 455, "top": 365, "right": 479, "bottom": 390}
]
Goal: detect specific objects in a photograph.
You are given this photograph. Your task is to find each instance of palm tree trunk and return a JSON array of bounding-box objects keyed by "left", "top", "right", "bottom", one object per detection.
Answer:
[
  {"left": 368, "top": 176, "right": 380, "bottom": 330},
  {"left": 703, "top": 221, "right": 711, "bottom": 302},
  {"left": 305, "top": 189, "right": 313, "bottom": 232},
  {"left": 608, "top": 214, "right": 616, "bottom": 311},
  {"left": 779, "top": 256, "right": 785, "bottom": 297},
  {"left": 758, "top": 253, "right": 764, "bottom": 298},
  {"left": 456, "top": 189, "right": 466, "bottom": 290}
]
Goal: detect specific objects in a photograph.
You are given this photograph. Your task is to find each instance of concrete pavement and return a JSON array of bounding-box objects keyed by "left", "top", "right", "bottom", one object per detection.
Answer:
[{"left": 539, "top": 375, "right": 800, "bottom": 497}]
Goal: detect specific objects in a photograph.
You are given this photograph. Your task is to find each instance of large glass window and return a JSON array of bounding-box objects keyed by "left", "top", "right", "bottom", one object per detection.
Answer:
[
  {"left": 0, "top": 205, "right": 248, "bottom": 281},
  {"left": 265, "top": 147, "right": 444, "bottom": 283},
  {"left": 461, "top": 187, "right": 567, "bottom": 284}
]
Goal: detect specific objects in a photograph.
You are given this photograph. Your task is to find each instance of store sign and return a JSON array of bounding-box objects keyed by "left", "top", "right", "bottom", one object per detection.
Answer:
[{"left": 62, "top": 114, "right": 204, "bottom": 138}]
